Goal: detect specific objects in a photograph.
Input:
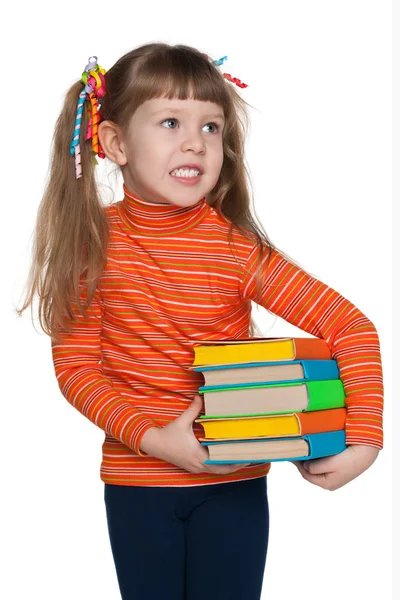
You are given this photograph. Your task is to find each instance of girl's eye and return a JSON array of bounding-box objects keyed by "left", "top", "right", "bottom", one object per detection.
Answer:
[
  {"left": 204, "top": 122, "right": 219, "bottom": 133},
  {"left": 160, "top": 118, "right": 220, "bottom": 133},
  {"left": 160, "top": 118, "right": 177, "bottom": 129}
]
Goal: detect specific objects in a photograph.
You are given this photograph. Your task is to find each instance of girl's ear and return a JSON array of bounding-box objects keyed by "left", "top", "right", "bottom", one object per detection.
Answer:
[{"left": 98, "top": 120, "right": 128, "bottom": 167}]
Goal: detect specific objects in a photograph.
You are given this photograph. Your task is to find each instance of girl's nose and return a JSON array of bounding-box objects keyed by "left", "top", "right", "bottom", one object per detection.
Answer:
[{"left": 181, "top": 132, "right": 206, "bottom": 153}]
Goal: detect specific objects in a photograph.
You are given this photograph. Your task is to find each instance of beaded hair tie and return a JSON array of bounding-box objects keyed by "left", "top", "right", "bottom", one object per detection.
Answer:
[{"left": 69, "top": 55, "right": 247, "bottom": 179}]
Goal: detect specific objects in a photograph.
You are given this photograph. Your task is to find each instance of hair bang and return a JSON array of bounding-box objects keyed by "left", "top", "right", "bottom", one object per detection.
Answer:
[{"left": 142, "top": 57, "right": 229, "bottom": 107}]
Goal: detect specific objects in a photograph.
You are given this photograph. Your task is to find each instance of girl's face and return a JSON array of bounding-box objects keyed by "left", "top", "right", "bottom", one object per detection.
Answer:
[{"left": 119, "top": 97, "right": 225, "bottom": 206}]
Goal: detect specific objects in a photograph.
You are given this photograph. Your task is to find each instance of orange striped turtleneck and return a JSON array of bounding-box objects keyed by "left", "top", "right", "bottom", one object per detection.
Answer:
[{"left": 51, "top": 183, "right": 384, "bottom": 487}]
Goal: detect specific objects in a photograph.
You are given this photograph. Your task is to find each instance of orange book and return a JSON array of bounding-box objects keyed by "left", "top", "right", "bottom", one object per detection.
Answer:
[{"left": 197, "top": 407, "right": 346, "bottom": 440}]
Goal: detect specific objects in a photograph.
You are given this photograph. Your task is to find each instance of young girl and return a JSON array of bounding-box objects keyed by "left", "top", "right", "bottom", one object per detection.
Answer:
[{"left": 17, "top": 43, "right": 383, "bottom": 600}]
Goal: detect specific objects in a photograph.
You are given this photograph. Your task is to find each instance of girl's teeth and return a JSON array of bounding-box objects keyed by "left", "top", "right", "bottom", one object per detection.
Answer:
[{"left": 171, "top": 169, "right": 200, "bottom": 177}]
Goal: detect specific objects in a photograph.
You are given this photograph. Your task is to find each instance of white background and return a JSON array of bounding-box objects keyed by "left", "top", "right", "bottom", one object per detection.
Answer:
[{"left": 2, "top": 1, "right": 395, "bottom": 599}]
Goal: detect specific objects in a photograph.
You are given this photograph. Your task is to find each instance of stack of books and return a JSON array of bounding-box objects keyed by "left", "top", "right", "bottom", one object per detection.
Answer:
[{"left": 190, "top": 337, "right": 347, "bottom": 464}]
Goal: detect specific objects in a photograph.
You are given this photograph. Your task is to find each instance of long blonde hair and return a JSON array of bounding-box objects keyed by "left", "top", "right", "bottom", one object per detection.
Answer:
[{"left": 16, "top": 42, "right": 310, "bottom": 345}]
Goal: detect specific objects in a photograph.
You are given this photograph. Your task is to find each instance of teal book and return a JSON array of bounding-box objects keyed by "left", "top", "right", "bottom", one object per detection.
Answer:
[
  {"left": 193, "top": 359, "right": 339, "bottom": 388},
  {"left": 201, "top": 430, "right": 347, "bottom": 464}
]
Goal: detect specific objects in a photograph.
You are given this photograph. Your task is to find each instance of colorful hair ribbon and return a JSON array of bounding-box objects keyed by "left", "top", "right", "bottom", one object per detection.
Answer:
[
  {"left": 70, "top": 56, "right": 106, "bottom": 179},
  {"left": 212, "top": 56, "right": 248, "bottom": 89}
]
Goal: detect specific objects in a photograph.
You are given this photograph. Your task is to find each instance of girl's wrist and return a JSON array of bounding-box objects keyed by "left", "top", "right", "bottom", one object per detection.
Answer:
[{"left": 139, "top": 426, "right": 162, "bottom": 457}]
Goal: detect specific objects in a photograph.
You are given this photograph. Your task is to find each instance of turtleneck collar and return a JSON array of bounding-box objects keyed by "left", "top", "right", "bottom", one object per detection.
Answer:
[{"left": 117, "top": 183, "right": 210, "bottom": 236}]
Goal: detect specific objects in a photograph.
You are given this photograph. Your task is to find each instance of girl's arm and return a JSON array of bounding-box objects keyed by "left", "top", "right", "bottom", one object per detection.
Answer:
[
  {"left": 240, "top": 245, "right": 384, "bottom": 451},
  {"left": 51, "top": 276, "right": 252, "bottom": 475},
  {"left": 51, "top": 276, "right": 161, "bottom": 456}
]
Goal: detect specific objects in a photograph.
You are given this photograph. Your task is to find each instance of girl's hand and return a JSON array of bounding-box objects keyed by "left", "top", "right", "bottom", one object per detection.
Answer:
[
  {"left": 291, "top": 444, "right": 380, "bottom": 491},
  {"left": 140, "top": 394, "right": 251, "bottom": 475}
]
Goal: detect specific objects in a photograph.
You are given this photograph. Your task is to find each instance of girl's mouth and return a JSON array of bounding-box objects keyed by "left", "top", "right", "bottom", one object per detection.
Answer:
[{"left": 170, "top": 169, "right": 202, "bottom": 185}]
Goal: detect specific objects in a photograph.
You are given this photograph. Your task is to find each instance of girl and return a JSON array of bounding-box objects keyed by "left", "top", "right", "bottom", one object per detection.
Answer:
[{"left": 17, "top": 43, "right": 383, "bottom": 600}]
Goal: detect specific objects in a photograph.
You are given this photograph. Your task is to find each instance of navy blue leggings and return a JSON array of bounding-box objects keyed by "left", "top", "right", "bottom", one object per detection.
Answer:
[{"left": 104, "top": 476, "right": 269, "bottom": 600}]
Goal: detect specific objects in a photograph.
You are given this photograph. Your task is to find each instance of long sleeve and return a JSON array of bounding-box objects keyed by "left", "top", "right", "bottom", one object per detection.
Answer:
[
  {"left": 51, "top": 278, "right": 161, "bottom": 456},
  {"left": 240, "top": 245, "right": 384, "bottom": 449}
]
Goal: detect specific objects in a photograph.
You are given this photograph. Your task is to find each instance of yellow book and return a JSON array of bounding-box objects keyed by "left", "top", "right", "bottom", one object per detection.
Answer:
[
  {"left": 192, "top": 337, "right": 331, "bottom": 367},
  {"left": 196, "top": 408, "right": 346, "bottom": 439},
  {"left": 199, "top": 413, "right": 301, "bottom": 438}
]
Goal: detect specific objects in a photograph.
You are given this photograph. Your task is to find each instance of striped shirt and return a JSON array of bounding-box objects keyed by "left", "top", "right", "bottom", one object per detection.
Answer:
[{"left": 51, "top": 183, "right": 384, "bottom": 487}]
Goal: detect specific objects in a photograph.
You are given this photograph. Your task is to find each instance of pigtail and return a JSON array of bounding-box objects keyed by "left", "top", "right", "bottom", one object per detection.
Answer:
[{"left": 15, "top": 74, "right": 109, "bottom": 345}]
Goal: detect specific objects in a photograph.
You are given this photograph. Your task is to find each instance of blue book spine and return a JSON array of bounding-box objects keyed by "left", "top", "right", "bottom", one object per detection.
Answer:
[{"left": 202, "top": 430, "right": 346, "bottom": 464}]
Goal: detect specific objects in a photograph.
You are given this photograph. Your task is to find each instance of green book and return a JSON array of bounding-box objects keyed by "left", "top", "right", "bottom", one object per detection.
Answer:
[{"left": 199, "top": 379, "right": 346, "bottom": 418}]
